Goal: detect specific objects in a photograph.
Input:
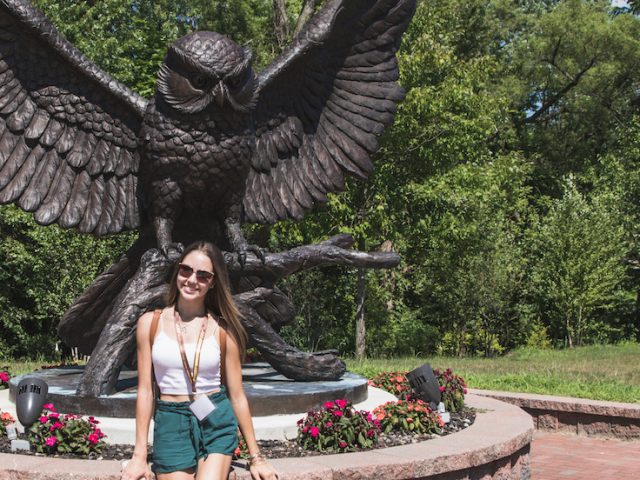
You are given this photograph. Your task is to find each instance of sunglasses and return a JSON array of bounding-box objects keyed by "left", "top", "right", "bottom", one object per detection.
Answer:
[{"left": 177, "top": 263, "right": 214, "bottom": 283}]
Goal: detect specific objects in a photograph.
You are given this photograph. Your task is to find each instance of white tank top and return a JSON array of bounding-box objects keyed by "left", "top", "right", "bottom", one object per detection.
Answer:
[{"left": 151, "top": 313, "right": 222, "bottom": 395}]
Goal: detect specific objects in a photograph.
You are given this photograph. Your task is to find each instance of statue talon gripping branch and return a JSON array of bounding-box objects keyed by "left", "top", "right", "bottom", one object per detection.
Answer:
[{"left": 0, "top": 0, "right": 415, "bottom": 394}]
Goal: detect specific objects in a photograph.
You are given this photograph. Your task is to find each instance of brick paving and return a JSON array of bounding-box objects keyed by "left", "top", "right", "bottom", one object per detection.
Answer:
[{"left": 531, "top": 431, "right": 640, "bottom": 479}]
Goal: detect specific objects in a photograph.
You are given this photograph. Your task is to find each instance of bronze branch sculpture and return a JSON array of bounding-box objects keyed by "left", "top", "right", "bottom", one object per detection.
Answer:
[{"left": 0, "top": 0, "right": 415, "bottom": 395}]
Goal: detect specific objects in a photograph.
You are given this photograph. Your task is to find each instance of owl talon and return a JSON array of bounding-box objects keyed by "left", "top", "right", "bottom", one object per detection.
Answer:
[{"left": 160, "top": 242, "right": 184, "bottom": 261}]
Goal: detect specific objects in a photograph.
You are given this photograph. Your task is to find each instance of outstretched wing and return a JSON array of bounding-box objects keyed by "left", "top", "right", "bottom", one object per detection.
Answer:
[
  {"left": 243, "top": 0, "right": 416, "bottom": 224},
  {"left": 0, "top": 0, "right": 147, "bottom": 235}
]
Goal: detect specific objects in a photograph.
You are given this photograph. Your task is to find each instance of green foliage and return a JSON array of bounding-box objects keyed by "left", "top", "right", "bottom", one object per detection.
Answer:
[
  {"left": 0, "top": 206, "right": 134, "bottom": 358},
  {"left": 373, "top": 399, "right": 444, "bottom": 435},
  {"left": 28, "top": 403, "right": 106, "bottom": 455},
  {"left": 296, "top": 399, "right": 380, "bottom": 452},
  {"left": 526, "top": 177, "right": 633, "bottom": 346},
  {"left": 1, "top": 1, "right": 639, "bottom": 360}
]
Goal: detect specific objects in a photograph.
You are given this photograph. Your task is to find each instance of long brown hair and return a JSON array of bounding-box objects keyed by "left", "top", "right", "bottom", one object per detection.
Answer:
[{"left": 166, "top": 241, "right": 247, "bottom": 357}]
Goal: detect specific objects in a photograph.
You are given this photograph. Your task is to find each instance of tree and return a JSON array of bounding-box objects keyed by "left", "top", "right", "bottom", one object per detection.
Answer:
[{"left": 527, "top": 177, "right": 633, "bottom": 347}]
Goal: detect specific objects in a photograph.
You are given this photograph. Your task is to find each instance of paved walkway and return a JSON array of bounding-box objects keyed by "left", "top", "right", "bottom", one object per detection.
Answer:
[{"left": 531, "top": 431, "right": 640, "bottom": 479}]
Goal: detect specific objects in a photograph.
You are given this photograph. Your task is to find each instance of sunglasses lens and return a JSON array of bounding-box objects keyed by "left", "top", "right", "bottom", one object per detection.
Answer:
[
  {"left": 178, "top": 264, "right": 193, "bottom": 278},
  {"left": 195, "top": 271, "right": 214, "bottom": 283},
  {"left": 178, "top": 264, "right": 213, "bottom": 283}
]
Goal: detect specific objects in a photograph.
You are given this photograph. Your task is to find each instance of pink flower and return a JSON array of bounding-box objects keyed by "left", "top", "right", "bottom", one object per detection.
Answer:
[
  {"left": 333, "top": 410, "right": 343, "bottom": 417},
  {"left": 439, "top": 386, "right": 445, "bottom": 393},
  {"left": 48, "top": 412, "right": 60, "bottom": 420},
  {"left": 49, "top": 421, "right": 64, "bottom": 431},
  {"left": 302, "top": 425, "right": 309, "bottom": 433},
  {"left": 367, "top": 429, "right": 375, "bottom": 437},
  {"left": 463, "top": 388, "right": 468, "bottom": 394},
  {"left": 39, "top": 416, "right": 48, "bottom": 424},
  {"left": 395, "top": 375, "right": 404, "bottom": 383},
  {"left": 406, "top": 417, "right": 413, "bottom": 423},
  {"left": 95, "top": 428, "right": 105, "bottom": 438},
  {"left": 0, "top": 372, "right": 9, "bottom": 382},
  {"left": 87, "top": 432, "right": 99, "bottom": 445},
  {"left": 335, "top": 399, "right": 347, "bottom": 409},
  {"left": 88, "top": 416, "right": 99, "bottom": 425},
  {"left": 325, "top": 421, "right": 333, "bottom": 428},
  {"left": 42, "top": 403, "right": 55, "bottom": 412},
  {"left": 310, "top": 426, "right": 319, "bottom": 438},
  {"left": 339, "top": 441, "right": 347, "bottom": 449},
  {"left": 45, "top": 436, "right": 57, "bottom": 447},
  {"left": 324, "top": 401, "right": 335, "bottom": 409}
]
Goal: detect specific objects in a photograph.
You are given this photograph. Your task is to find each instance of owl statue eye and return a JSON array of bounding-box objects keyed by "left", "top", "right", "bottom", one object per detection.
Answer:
[{"left": 191, "top": 75, "right": 210, "bottom": 90}]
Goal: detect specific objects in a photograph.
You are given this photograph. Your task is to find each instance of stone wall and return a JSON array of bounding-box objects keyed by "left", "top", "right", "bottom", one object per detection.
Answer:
[{"left": 471, "top": 389, "right": 640, "bottom": 440}]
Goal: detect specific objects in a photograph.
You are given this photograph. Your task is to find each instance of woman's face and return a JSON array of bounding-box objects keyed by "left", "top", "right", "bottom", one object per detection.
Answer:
[{"left": 176, "top": 250, "right": 215, "bottom": 303}]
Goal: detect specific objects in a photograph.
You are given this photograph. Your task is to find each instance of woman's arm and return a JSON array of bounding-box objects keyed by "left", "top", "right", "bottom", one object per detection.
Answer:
[
  {"left": 225, "top": 332, "right": 278, "bottom": 480},
  {"left": 121, "top": 312, "right": 155, "bottom": 480}
]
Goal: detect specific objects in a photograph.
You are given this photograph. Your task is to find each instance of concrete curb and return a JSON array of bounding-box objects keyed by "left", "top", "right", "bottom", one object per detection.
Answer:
[
  {"left": 0, "top": 394, "right": 534, "bottom": 480},
  {"left": 470, "top": 388, "right": 640, "bottom": 439}
]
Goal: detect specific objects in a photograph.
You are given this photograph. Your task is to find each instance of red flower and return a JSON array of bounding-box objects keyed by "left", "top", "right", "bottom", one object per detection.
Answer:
[
  {"left": 50, "top": 421, "right": 64, "bottom": 431},
  {"left": 39, "top": 416, "right": 48, "bottom": 424},
  {"left": 45, "top": 436, "right": 57, "bottom": 447},
  {"left": 42, "top": 403, "right": 55, "bottom": 412},
  {"left": 310, "top": 426, "right": 319, "bottom": 438},
  {"left": 0, "top": 372, "right": 9, "bottom": 382},
  {"left": 395, "top": 376, "right": 404, "bottom": 383},
  {"left": 87, "top": 432, "right": 99, "bottom": 445},
  {"left": 324, "top": 401, "right": 335, "bottom": 409},
  {"left": 439, "top": 386, "right": 445, "bottom": 392},
  {"left": 325, "top": 421, "right": 333, "bottom": 428},
  {"left": 333, "top": 410, "right": 343, "bottom": 417},
  {"left": 339, "top": 441, "right": 347, "bottom": 449},
  {"left": 335, "top": 399, "right": 347, "bottom": 409}
]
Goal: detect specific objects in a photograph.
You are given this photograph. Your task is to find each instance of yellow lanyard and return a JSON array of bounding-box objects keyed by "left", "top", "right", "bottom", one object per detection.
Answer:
[{"left": 174, "top": 310, "right": 208, "bottom": 394}]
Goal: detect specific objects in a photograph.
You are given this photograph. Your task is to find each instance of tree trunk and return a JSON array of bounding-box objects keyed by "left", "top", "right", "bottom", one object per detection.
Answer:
[
  {"left": 294, "top": 0, "right": 317, "bottom": 36},
  {"left": 273, "top": 0, "right": 290, "bottom": 48},
  {"left": 355, "top": 236, "right": 366, "bottom": 360}
]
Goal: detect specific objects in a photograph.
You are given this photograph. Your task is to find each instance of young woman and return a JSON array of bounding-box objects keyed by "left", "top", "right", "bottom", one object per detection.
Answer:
[{"left": 121, "top": 241, "right": 278, "bottom": 480}]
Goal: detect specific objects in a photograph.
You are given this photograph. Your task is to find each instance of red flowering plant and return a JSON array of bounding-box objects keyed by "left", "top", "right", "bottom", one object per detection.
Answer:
[
  {"left": 369, "top": 369, "right": 468, "bottom": 413},
  {"left": 373, "top": 399, "right": 444, "bottom": 435},
  {"left": 297, "top": 399, "right": 380, "bottom": 452},
  {"left": 28, "top": 403, "right": 106, "bottom": 455},
  {"left": 368, "top": 371, "right": 412, "bottom": 400},
  {"left": 233, "top": 431, "right": 249, "bottom": 459},
  {"left": 1, "top": 411, "right": 15, "bottom": 435},
  {"left": 0, "top": 369, "right": 10, "bottom": 389},
  {"left": 433, "top": 368, "right": 467, "bottom": 413}
]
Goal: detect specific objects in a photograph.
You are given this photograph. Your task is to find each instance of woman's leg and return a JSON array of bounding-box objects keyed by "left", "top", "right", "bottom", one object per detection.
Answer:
[
  {"left": 196, "top": 454, "right": 232, "bottom": 480},
  {"left": 157, "top": 468, "right": 196, "bottom": 480}
]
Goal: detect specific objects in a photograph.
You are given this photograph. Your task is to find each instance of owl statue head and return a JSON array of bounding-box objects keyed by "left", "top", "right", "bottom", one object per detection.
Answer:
[{"left": 157, "top": 31, "right": 257, "bottom": 114}]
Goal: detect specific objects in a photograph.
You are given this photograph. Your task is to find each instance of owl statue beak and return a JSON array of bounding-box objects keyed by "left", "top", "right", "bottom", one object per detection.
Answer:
[{"left": 213, "top": 83, "right": 226, "bottom": 107}]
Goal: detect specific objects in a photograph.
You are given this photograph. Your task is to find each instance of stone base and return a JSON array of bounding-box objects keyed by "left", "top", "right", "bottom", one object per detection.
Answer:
[
  {"left": 8, "top": 363, "right": 368, "bottom": 417},
  {"left": 0, "top": 394, "right": 535, "bottom": 479}
]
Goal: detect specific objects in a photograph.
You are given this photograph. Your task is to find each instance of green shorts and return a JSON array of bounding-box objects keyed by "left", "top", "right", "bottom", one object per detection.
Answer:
[{"left": 152, "top": 388, "right": 238, "bottom": 473}]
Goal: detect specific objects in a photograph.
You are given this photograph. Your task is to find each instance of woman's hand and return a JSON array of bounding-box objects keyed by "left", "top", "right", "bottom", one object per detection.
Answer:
[
  {"left": 121, "top": 455, "right": 154, "bottom": 480},
  {"left": 249, "top": 458, "right": 279, "bottom": 480}
]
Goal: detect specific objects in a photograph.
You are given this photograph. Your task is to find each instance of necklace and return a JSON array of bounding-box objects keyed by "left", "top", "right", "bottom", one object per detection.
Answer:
[{"left": 175, "top": 309, "right": 206, "bottom": 334}]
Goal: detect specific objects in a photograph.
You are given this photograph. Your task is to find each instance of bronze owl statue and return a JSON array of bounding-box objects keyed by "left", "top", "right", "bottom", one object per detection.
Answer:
[{"left": 0, "top": 0, "right": 415, "bottom": 386}]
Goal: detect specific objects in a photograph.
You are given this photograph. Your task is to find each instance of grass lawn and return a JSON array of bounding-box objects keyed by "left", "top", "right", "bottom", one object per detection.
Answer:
[
  {"left": 346, "top": 343, "right": 640, "bottom": 404},
  {"left": 3, "top": 343, "right": 639, "bottom": 403}
]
